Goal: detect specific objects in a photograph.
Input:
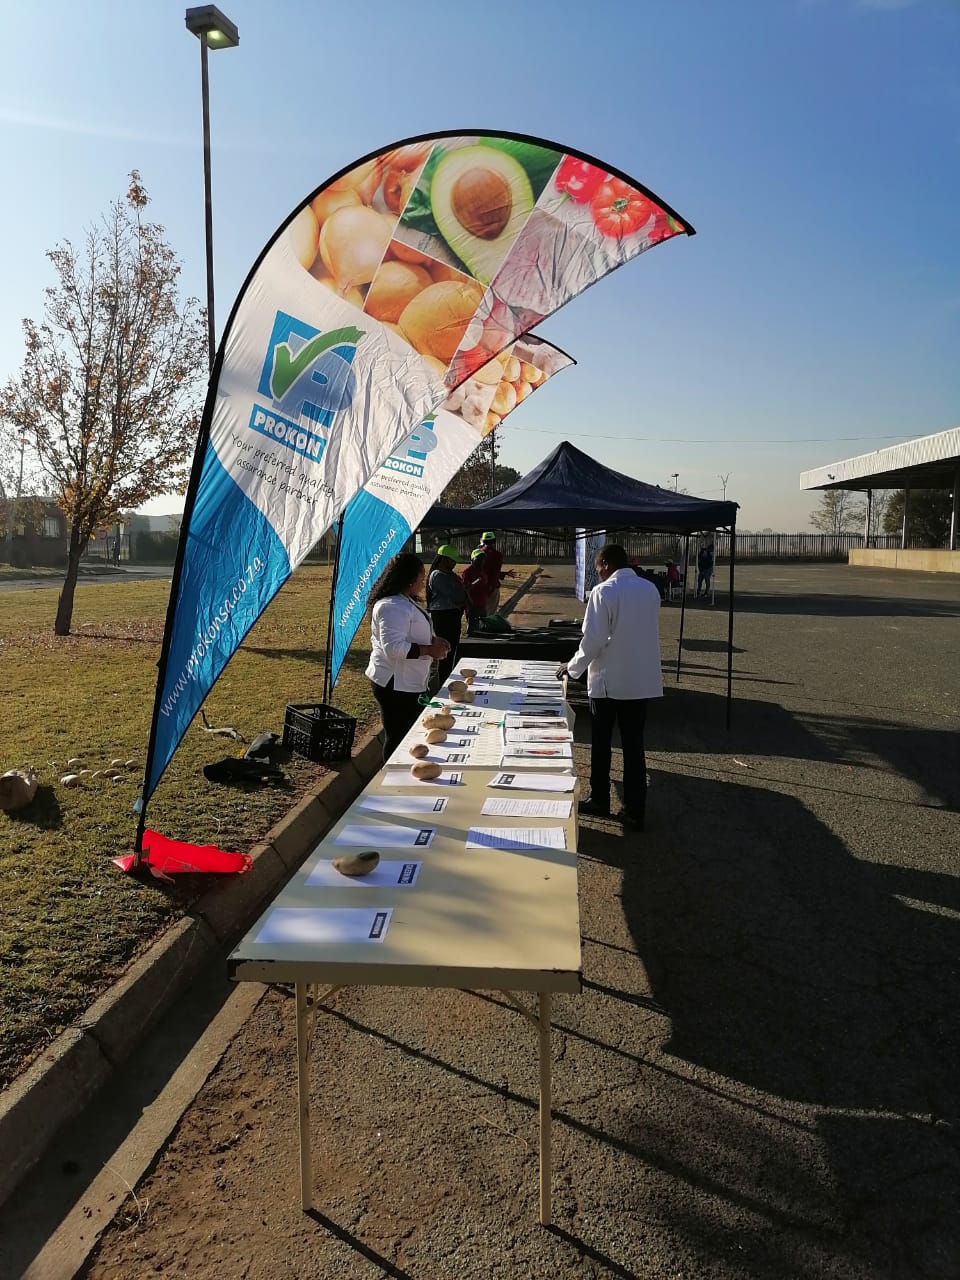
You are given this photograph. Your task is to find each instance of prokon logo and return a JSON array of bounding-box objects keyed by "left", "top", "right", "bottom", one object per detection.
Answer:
[
  {"left": 249, "top": 311, "right": 364, "bottom": 461},
  {"left": 384, "top": 418, "right": 438, "bottom": 479}
]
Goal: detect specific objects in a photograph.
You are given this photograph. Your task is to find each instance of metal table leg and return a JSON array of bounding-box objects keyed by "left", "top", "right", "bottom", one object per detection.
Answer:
[
  {"left": 296, "top": 982, "right": 312, "bottom": 1211},
  {"left": 538, "top": 991, "right": 552, "bottom": 1226}
]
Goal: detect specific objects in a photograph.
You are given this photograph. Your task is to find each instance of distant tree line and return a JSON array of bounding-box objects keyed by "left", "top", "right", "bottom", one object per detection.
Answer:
[{"left": 810, "top": 488, "right": 953, "bottom": 546}]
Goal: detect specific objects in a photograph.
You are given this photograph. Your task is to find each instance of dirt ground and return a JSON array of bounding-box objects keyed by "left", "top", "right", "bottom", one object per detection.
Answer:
[{"left": 22, "top": 564, "right": 960, "bottom": 1279}]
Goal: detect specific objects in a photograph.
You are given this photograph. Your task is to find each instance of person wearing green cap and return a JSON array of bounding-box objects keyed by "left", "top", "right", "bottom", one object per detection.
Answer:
[
  {"left": 426, "top": 544, "right": 468, "bottom": 685},
  {"left": 477, "top": 530, "right": 515, "bottom": 616},
  {"left": 461, "top": 545, "right": 490, "bottom": 636}
]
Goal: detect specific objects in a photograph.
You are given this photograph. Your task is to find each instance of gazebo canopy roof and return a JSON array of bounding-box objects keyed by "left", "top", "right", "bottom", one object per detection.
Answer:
[{"left": 423, "top": 441, "right": 738, "bottom": 534}]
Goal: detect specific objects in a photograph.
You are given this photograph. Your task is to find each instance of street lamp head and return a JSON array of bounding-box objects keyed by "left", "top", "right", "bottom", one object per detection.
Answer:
[{"left": 185, "top": 5, "right": 239, "bottom": 47}]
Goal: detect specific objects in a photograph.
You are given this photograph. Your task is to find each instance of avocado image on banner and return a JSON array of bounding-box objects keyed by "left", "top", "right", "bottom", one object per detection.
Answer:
[{"left": 430, "top": 145, "right": 535, "bottom": 286}]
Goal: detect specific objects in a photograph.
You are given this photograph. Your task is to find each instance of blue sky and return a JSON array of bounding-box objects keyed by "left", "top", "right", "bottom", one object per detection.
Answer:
[{"left": 1, "top": 0, "right": 957, "bottom": 529}]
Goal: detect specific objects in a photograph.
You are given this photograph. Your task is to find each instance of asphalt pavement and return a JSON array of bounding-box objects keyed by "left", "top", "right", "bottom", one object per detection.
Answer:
[{"left": 0, "top": 565, "right": 176, "bottom": 592}]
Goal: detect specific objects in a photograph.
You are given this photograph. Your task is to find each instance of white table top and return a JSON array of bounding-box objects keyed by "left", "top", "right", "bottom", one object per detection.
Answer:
[{"left": 229, "top": 659, "right": 582, "bottom": 993}]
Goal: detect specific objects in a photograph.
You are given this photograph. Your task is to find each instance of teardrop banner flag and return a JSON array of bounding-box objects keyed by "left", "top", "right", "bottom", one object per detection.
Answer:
[
  {"left": 327, "top": 334, "right": 574, "bottom": 691},
  {"left": 138, "top": 131, "right": 693, "bottom": 839}
]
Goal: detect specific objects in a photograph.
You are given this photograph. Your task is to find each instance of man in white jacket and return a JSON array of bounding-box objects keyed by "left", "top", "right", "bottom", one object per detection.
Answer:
[{"left": 558, "top": 543, "right": 663, "bottom": 830}]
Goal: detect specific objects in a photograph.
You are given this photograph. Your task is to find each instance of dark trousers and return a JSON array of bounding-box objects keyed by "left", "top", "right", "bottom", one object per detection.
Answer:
[
  {"left": 369, "top": 678, "right": 422, "bottom": 761},
  {"left": 430, "top": 609, "right": 463, "bottom": 687},
  {"left": 589, "top": 698, "right": 648, "bottom": 818}
]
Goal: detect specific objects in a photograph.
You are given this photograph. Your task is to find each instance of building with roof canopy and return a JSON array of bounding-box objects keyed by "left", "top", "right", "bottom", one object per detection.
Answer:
[{"left": 801, "top": 427, "right": 960, "bottom": 572}]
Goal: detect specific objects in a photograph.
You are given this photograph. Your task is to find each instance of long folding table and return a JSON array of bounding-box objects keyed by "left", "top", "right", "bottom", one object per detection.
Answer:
[{"left": 229, "top": 659, "right": 581, "bottom": 1225}]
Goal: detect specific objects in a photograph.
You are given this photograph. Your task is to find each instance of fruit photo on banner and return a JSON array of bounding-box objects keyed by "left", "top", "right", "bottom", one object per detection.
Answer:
[
  {"left": 286, "top": 134, "right": 688, "bottom": 387},
  {"left": 443, "top": 335, "right": 570, "bottom": 436},
  {"left": 136, "top": 130, "right": 692, "bottom": 852}
]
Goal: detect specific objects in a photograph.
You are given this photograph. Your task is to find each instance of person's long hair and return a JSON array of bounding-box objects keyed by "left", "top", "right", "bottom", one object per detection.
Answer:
[{"left": 370, "top": 553, "right": 425, "bottom": 609}]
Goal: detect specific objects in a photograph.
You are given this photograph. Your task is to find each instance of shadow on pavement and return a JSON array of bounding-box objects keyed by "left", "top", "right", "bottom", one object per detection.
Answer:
[
  {"left": 305, "top": 1209, "right": 416, "bottom": 1280},
  {"left": 0, "top": 968, "right": 237, "bottom": 1280},
  {"left": 577, "top": 769, "right": 960, "bottom": 1277},
  {"left": 734, "top": 592, "right": 960, "bottom": 620},
  {"left": 654, "top": 685, "right": 959, "bottom": 813}
]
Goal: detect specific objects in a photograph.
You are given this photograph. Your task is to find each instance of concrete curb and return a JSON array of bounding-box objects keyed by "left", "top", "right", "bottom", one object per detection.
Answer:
[{"left": 0, "top": 725, "right": 384, "bottom": 1210}]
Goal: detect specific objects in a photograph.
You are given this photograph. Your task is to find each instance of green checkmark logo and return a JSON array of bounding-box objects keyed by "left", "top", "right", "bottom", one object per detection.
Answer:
[{"left": 270, "top": 326, "right": 365, "bottom": 402}]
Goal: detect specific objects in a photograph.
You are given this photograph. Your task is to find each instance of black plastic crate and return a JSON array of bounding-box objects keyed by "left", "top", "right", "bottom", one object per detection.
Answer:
[{"left": 282, "top": 703, "right": 356, "bottom": 763}]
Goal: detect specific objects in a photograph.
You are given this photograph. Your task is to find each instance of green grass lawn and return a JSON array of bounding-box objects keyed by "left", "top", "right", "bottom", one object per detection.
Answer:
[
  {"left": 0, "top": 565, "right": 380, "bottom": 1087},
  {"left": 0, "top": 563, "right": 539, "bottom": 1087}
]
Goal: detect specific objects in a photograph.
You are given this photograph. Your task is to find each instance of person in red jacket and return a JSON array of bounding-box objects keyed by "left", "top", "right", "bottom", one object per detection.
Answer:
[
  {"left": 476, "top": 531, "right": 515, "bottom": 615},
  {"left": 461, "top": 548, "right": 489, "bottom": 635}
]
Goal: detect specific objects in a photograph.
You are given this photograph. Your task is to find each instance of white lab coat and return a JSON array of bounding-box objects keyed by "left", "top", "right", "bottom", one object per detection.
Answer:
[
  {"left": 566, "top": 568, "right": 663, "bottom": 700},
  {"left": 365, "top": 594, "right": 435, "bottom": 692}
]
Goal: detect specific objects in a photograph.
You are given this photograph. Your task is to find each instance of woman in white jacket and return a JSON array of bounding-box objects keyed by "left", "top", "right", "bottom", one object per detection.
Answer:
[{"left": 366, "top": 553, "right": 450, "bottom": 760}]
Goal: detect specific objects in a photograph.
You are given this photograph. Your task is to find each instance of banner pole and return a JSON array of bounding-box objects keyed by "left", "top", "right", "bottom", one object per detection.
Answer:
[
  {"left": 675, "top": 532, "right": 689, "bottom": 682},
  {"left": 726, "top": 522, "right": 737, "bottom": 729},
  {"left": 133, "top": 339, "right": 226, "bottom": 862},
  {"left": 322, "top": 518, "right": 345, "bottom": 705}
]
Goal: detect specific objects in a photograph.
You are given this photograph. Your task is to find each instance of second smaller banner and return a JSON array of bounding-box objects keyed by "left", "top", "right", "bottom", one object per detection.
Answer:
[{"left": 329, "top": 336, "right": 573, "bottom": 688}]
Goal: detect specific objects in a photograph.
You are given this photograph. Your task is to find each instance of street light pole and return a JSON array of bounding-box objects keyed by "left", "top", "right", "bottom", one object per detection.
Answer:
[
  {"left": 185, "top": 6, "right": 239, "bottom": 373},
  {"left": 671, "top": 472, "right": 679, "bottom": 492},
  {"left": 199, "top": 32, "right": 215, "bottom": 371}
]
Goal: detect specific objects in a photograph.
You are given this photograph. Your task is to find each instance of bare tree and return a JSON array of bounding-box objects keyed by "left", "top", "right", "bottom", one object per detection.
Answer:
[
  {"left": 867, "top": 490, "right": 892, "bottom": 540},
  {"left": 809, "top": 489, "right": 865, "bottom": 536},
  {"left": 1, "top": 172, "right": 206, "bottom": 632}
]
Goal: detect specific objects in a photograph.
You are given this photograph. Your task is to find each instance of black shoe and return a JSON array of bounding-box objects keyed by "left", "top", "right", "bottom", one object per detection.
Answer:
[
  {"left": 619, "top": 810, "right": 645, "bottom": 832},
  {"left": 579, "top": 795, "right": 611, "bottom": 818}
]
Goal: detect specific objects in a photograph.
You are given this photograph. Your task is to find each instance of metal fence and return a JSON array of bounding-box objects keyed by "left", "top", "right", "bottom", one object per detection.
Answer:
[
  {"left": 413, "top": 530, "right": 930, "bottom": 564},
  {"left": 119, "top": 527, "right": 933, "bottom": 568}
]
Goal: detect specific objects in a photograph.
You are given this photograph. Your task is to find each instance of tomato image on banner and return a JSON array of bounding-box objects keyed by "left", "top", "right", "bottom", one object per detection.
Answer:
[{"left": 136, "top": 131, "right": 693, "bottom": 857}]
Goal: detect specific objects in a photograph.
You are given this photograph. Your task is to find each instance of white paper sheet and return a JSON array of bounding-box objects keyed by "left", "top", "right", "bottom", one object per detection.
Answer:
[
  {"left": 357, "top": 795, "right": 448, "bottom": 816},
  {"left": 254, "top": 907, "right": 393, "bottom": 946},
  {"left": 500, "top": 757, "right": 574, "bottom": 771},
  {"left": 501, "top": 744, "right": 572, "bottom": 760},
  {"left": 466, "top": 827, "right": 567, "bottom": 850},
  {"left": 481, "top": 798, "right": 573, "bottom": 818},
  {"left": 505, "top": 717, "right": 570, "bottom": 729},
  {"left": 382, "top": 769, "right": 464, "bottom": 787},
  {"left": 504, "top": 729, "right": 574, "bottom": 744},
  {"left": 508, "top": 700, "right": 564, "bottom": 713},
  {"left": 488, "top": 772, "right": 577, "bottom": 792},
  {"left": 334, "top": 824, "right": 436, "bottom": 848},
  {"left": 305, "top": 859, "right": 421, "bottom": 888},
  {"left": 467, "top": 750, "right": 511, "bottom": 768}
]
